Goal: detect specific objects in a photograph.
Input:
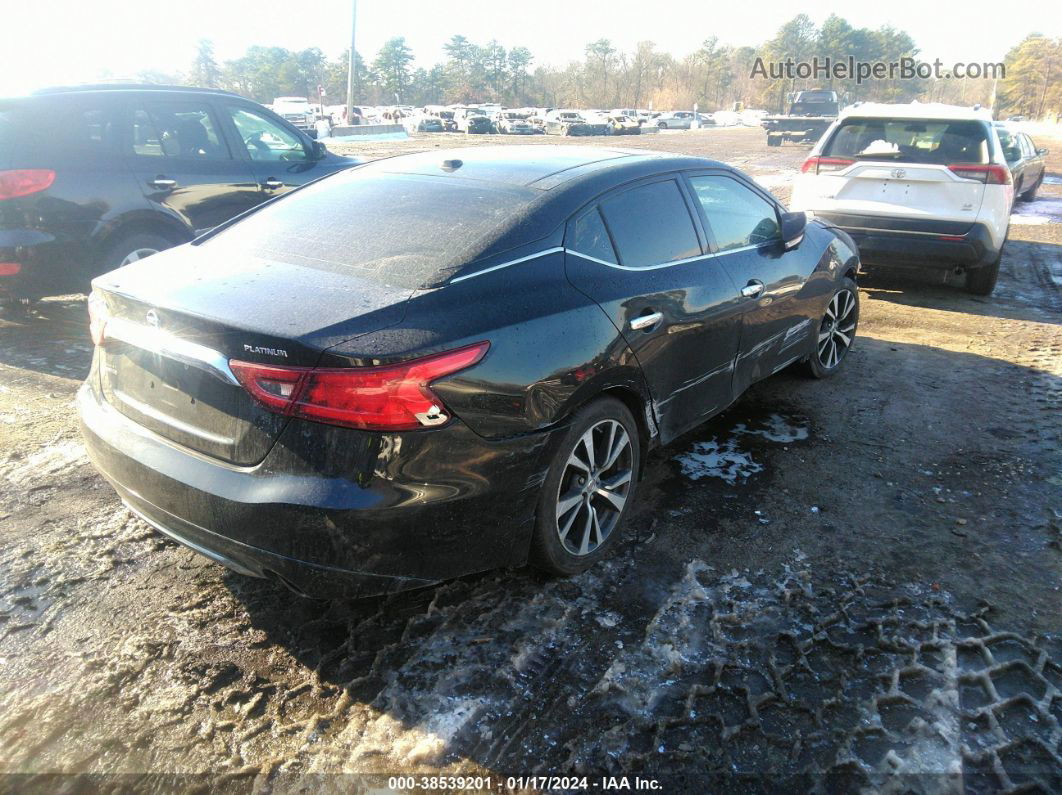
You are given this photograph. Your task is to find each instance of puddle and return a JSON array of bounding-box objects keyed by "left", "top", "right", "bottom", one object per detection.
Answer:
[
  {"left": 674, "top": 414, "right": 809, "bottom": 484},
  {"left": 1010, "top": 196, "right": 1062, "bottom": 226}
]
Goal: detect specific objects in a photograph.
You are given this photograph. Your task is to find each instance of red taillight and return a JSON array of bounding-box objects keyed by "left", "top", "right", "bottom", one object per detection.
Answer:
[
  {"left": 87, "top": 290, "right": 108, "bottom": 346},
  {"left": 0, "top": 169, "right": 56, "bottom": 200},
  {"left": 0, "top": 262, "right": 21, "bottom": 276},
  {"left": 948, "top": 164, "right": 1011, "bottom": 185},
  {"left": 230, "top": 341, "right": 490, "bottom": 431},
  {"left": 801, "top": 156, "right": 854, "bottom": 174}
]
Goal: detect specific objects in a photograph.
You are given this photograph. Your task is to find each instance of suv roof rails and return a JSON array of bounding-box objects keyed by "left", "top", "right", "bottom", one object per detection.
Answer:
[{"left": 32, "top": 83, "right": 240, "bottom": 97}]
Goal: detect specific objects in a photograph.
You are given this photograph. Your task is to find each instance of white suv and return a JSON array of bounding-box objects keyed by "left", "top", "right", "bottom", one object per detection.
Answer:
[{"left": 789, "top": 103, "right": 1013, "bottom": 295}]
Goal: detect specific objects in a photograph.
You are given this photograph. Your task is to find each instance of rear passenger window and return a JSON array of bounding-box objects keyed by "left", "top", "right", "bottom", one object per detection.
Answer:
[
  {"left": 131, "top": 104, "right": 228, "bottom": 159},
  {"left": 568, "top": 208, "right": 617, "bottom": 264},
  {"left": 689, "top": 176, "right": 780, "bottom": 252},
  {"left": 599, "top": 180, "right": 701, "bottom": 268}
]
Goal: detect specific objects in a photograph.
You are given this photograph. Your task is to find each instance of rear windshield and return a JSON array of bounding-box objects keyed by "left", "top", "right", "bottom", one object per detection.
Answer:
[
  {"left": 201, "top": 169, "right": 541, "bottom": 289},
  {"left": 824, "top": 118, "right": 990, "bottom": 164}
]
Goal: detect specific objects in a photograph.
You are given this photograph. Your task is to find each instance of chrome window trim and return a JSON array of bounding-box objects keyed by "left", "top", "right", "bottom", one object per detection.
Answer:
[
  {"left": 104, "top": 317, "right": 239, "bottom": 386},
  {"left": 447, "top": 240, "right": 773, "bottom": 283},
  {"left": 449, "top": 247, "right": 565, "bottom": 283},
  {"left": 566, "top": 242, "right": 767, "bottom": 271}
]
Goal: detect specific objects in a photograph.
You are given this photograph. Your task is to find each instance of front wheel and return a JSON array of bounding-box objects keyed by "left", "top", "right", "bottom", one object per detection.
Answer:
[
  {"left": 805, "top": 278, "right": 859, "bottom": 378},
  {"left": 531, "top": 398, "right": 640, "bottom": 575}
]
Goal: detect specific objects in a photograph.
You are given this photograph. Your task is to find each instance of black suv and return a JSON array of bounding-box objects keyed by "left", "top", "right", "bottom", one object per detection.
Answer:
[{"left": 0, "top": 85, "right": 357, "bottom": 303}]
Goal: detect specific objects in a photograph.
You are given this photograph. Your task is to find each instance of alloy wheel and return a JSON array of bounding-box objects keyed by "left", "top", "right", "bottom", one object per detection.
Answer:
[
  {"left": 120, "top": 248, "right": 160, "bottom": 266},
  {"left": 555, "top": 419, "right": 634, "bottom": 556},
  {"left": 817, "top": 289, "right": 856, "bottom": 369}
]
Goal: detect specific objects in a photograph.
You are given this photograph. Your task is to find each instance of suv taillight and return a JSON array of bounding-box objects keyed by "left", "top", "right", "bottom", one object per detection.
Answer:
[
  {"left": 0, "top": 169, "right": 56, "bottom": 200},
  {"left": 801, "top": 156, "right": 854, "bottom": 174},
  {"left": 230, "top": 342, "right": 490, "bottom": 431},
  {"left": 947, "top": 164, "right": 1011, "bottom": 185}
]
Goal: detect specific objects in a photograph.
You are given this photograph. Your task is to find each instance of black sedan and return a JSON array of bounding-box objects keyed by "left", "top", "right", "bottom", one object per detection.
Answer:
[
  {"left": 78, "top": 146, "right": 860, "bottom": 598},
  {"left": 994, "top": 123, "right": 1048, "bottom": 201}
]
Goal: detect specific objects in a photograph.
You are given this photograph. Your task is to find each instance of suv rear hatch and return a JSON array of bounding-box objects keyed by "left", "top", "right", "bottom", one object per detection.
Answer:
[{"left": 808, "top": 117, "right": 997, "bottom": 232}]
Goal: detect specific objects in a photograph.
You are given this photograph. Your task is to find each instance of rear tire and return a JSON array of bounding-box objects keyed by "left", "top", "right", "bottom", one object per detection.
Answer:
[
  {"left": 965, "top": 252, "right": 1001, "bottom": 296},
  {"left": 104, "top": 231, "right": 177, "bottom": 272},
  {"left": 531, "top": 397, "right": 640, "bottom": 576},
  {"left": 1020, "top": 173, "right": 1042, "bottom": 202},
  {"left": 805, "top": 278, "right": 859, "bottom": 378}
]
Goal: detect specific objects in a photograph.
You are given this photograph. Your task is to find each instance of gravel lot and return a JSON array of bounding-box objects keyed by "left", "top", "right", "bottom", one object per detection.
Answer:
[{"left": 1, "top": 126, "right": 1060, "bottom": 792}]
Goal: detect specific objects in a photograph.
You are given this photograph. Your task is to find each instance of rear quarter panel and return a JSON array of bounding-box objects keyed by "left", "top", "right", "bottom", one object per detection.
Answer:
[{"left": 322, "top": 250, "right": 652, "bottom": 442}]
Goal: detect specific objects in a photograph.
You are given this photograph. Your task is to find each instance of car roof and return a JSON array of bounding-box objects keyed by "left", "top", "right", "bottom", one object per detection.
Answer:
[
  {"left": 2, "top": 84, "right": 245, "bottom": 104},
  {"left": 840, "top": 102, "right": 993, "bottom": 121},
  {"left": 361, "top": 145, "right": 719, "bottom": 190}
]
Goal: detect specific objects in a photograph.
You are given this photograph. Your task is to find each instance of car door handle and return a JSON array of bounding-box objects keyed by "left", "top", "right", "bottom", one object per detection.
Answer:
[
  {"left": 261, "top": 178, "right": 285, "bottom": 190},
  {"left": 630, "top": 311, "right": 663, "bottom": 331},
  {"left": 149, "top": 177, "right": 176, "bottom": 189},
  {"left": 741, "top": 280, "right": 765, "bottom": 298}
]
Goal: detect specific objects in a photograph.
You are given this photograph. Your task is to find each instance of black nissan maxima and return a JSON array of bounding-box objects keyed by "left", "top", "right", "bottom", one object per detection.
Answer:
[{"left": 78, "top": 145, "right": 860, "bottom": 598}]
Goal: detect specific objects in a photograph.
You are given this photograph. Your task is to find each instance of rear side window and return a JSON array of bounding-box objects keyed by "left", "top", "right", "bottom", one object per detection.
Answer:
[
  {"left": 996, "top": 128, "right": 1021, "bottom": 162},
  {"left": 599, "top": 180, "right": 701, "bottom": 268},
  {"left": 0, "top": 101, "right": 118, "bottom": 161},
  {"left": 824, "top": 118, "right": 989, "bottom": 165},
  {"left": 130, "top": 104, "right": 228, "bottom": 159},
  {"left": 689, "top": 176, "right": 780, "bottom": 252},
  {"left": 568, "top": 208, "right": 617, "bottom": 264}
]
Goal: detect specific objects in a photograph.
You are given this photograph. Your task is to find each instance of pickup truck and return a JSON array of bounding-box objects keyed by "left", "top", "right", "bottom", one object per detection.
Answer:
[
  {"left": 272, "top": 97, "right": 316, "bottom": 134},
  {"left": 761, "top": 89, "right": 841, "bottom": 146}
]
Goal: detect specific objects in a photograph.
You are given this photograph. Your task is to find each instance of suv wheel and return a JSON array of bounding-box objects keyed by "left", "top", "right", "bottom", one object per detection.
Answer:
[
  {"left": 531, "top": 397, "right": 640, "bottom": 575},
  {"left": 106, "top": 231, "right": 177, "bottom": 270},
  {"left": 965, "top": 252, "right": 1001, "bottom": 296}
]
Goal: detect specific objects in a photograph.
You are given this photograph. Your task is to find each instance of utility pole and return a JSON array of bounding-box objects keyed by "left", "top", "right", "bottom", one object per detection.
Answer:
[{"left": 345, "top": 0, "right": 357, "bottom": 123}]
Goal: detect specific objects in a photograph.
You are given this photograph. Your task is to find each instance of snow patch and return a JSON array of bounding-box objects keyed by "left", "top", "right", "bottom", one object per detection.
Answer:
[
  {"left": 676, "top": 440, "right": 763, "bottom": 484},
  {"left": 752, "top": 172, "right": 796, "bottom": 189},
  {"left": 0, "top": 441, "right": 87, "bottom": 486},
  {"left": 674, "top": 414, "right": 809, "bottom": 483}
]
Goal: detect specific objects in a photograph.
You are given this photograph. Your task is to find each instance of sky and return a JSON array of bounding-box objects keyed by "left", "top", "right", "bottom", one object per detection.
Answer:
[{"left": 3, "top": 0, "right": 1059, "bottom": 96}]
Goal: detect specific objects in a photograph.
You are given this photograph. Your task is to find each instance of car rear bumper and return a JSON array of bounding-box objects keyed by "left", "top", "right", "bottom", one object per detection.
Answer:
[
  {"left": 0, "top": 228, "right": 86, "bottom": 300},
  {"left": 77, "top": 379, "right": 555, "bottom": 598},
  {"left": 812, "top": 213, "right": 1000, "bottom": 271}
]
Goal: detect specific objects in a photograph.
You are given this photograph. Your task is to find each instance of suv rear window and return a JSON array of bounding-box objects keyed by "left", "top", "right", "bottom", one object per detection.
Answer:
[
  {"left": 0, "top": 100, "right": 118, "bottom": 163},
  {"left": 824, "top": 118, "right": 990, "bottom": 165}
]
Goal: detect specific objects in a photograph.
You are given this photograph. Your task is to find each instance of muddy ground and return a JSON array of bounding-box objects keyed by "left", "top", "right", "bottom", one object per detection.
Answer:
[{"left": 1, "top": 127, "right": 1059, "bottom": 792}]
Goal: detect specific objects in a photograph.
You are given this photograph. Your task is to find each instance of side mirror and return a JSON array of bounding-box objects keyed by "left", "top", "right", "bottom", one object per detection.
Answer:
[
  {"left": 780, "top": 210, "right": 807, "bottom": 250},
  {"left": 1037, "top": 147, "right": 1049, "bottom": 156},
  {"left": 312, "top": 140, "right": 328, "bottom": 160}
]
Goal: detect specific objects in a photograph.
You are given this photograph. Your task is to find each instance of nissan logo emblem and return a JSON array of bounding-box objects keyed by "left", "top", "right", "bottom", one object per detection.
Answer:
[
  {"left": 145, "top": 309, "right": 160, "bottom": 329},
  {"left": 891, "top": 168, "right": 906, "bottom": 179}
]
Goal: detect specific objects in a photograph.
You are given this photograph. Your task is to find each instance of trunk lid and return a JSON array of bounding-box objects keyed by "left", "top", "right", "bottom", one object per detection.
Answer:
[{"left": 93, "top": 245, "right": 413, "bottom": 465}]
